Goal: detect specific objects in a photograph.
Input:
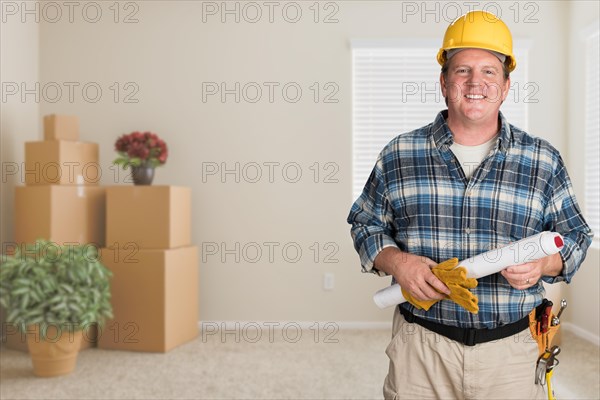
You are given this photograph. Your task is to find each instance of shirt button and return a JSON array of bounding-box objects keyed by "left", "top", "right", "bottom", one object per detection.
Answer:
[
  {"left": 465, "top": 227, "right": 471, "bottom": 234},
  {"left": 466, "top": 190, "right": 473, "bottom": 197}
]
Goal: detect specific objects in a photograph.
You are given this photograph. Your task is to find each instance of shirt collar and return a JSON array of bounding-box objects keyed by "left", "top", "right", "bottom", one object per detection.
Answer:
[{"left": 431, "top": 110, "right": 512, "bottom": 153}]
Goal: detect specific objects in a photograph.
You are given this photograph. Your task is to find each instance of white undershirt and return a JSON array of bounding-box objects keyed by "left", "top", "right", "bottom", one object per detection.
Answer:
[{"left": 450, "top": 135, "right": 498, "bottom": 180}]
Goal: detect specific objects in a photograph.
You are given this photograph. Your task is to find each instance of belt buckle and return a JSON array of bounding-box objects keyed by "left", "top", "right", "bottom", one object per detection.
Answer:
[{"left": 464, "top": 328, "right": 477, "bottom": 346}]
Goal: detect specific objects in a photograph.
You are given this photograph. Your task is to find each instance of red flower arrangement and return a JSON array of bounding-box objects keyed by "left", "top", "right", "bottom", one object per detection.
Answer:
[{"left": 113, "top": 131, "right": 168, "bottom": 169}]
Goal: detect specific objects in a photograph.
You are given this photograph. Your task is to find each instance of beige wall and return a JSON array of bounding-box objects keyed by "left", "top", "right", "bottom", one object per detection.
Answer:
[
  {"left": 1, "top": 1, "right": 595, "bottom": 327},
  {"left": 1, "top": 6, "right": 40, "bottom": 244},
  {"left": 565, "top": 1, "right": 600, "bottom": 342},
  {"left": 0, "top": 2, "right": 40, "bottom": 327}
]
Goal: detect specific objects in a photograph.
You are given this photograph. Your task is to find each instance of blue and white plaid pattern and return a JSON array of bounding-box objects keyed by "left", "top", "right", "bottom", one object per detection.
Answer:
[{"left": 348, "top": 111, "right": 593, "bottom": 329}]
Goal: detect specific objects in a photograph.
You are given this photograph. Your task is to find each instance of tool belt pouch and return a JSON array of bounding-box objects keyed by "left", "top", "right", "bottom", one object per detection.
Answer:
[{"left": 528, "top": 307, "right": 560, "bottom": 357}]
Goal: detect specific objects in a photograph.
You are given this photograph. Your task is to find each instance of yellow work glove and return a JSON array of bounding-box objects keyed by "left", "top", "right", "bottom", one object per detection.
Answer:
[{"left": 401, "top": 258, "right": 479, "bottom": 314}]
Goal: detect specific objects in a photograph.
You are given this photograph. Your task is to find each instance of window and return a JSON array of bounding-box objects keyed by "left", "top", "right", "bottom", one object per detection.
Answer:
[
  {"left": 584, "top": 29, "right": 600, "bottom": 244},
  {"left": 351, "top": 40, "right": 530, "bottom": 199}
]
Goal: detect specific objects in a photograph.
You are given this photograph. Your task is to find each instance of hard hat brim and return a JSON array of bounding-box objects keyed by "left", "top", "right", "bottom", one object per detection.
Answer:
[{"left": 437, "top": 47, "right": 516, "bottom": 72}]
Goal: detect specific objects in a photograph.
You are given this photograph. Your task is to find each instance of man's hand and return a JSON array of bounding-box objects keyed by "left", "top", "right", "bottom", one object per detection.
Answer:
[
  {"left": 500, "top": 252, "right": 563, "bottom": 290},
  {"left": 374, "top": 247, "right": 450, "bottom": 302},
  {"left": 402, "top": 258, "right": 479, "bottom": 313}
]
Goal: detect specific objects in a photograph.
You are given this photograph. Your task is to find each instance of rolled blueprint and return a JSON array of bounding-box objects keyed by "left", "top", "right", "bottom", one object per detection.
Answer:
[{"left": 373, "top": 231, "right": 564, "bottom": 309}]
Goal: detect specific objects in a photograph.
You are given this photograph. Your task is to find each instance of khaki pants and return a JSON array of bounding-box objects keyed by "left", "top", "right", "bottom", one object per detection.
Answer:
[{"left": 383, "top": 307, "right": 547, "bottom": 400}]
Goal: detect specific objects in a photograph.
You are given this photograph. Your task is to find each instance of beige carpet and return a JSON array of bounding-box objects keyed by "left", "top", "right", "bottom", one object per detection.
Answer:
[{"left": 1, "top": 329, "right": 598, "bottom": 399}]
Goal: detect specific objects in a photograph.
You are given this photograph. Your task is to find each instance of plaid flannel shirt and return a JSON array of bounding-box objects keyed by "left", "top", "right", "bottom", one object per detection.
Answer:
[{"left": 348, "top": 110, "right": 593, "bottom": 329}]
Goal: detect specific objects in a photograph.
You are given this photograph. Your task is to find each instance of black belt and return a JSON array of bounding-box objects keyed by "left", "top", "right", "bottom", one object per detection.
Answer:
[{"left": 399, "top": 304, "right": 541, "bottom": 346}]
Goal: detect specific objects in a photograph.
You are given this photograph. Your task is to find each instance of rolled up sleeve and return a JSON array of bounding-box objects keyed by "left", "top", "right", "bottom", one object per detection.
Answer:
[
  {"left": 347, "top": 155, "right": 398, "bottom": 276},
  {"left": 541, "top": 161, "right": 594, "bottom": 284}
]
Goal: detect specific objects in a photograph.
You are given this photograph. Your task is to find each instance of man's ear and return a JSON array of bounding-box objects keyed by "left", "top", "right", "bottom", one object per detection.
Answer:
[
  {"left": 440, "top": 73, "right": 447, "bottom": 98},
  {"left": 501, "top": 76, "right": 511, "bottom": 102}
]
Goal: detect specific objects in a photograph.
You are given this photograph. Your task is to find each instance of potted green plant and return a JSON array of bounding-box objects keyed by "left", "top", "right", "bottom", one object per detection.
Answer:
[
  {"left": 113, "top": 131, "right": 168, "bottom": 185},
  {"left": 0, "top": 240, "right": 113, "bottom": 377}
]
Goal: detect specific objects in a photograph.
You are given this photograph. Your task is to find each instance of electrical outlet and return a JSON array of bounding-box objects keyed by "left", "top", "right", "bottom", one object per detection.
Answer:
[{"left": 323, "top": 273, "right": 334, "bottom": 290}]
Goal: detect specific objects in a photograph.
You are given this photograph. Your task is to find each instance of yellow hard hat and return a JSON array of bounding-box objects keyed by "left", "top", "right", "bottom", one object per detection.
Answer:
[{"left": 437, "top": 10, "right": 516, "bottom": 72}]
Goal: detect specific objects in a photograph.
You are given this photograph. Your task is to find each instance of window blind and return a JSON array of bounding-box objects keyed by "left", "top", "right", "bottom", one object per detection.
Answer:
[
  {"left": 584, "top": 30, "right": 600, "bottom": 243},
  {"left": 352, "top": 41, "right": 529, "bottom": 199}
]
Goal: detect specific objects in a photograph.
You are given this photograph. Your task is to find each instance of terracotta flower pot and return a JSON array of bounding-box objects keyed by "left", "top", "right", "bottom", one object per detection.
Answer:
[{"left": 26, "top": 325, "right": 83, "bottom": 377}]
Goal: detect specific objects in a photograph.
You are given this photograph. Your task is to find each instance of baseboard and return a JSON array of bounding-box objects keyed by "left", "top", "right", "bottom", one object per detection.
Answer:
[
  {"left": 332, "top": 321, "right": 392, "bottom": 330},
  {"left": 198, "top": 321, "right": 392, "bottom": 331},
  {"left": 561, "top": 322, "right": 600, "bottom": 346}
]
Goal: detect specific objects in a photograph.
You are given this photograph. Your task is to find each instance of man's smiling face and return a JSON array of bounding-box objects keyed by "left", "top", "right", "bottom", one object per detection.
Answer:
[{"left": 440, "top": 48, "right": 510, "bottom": 125}]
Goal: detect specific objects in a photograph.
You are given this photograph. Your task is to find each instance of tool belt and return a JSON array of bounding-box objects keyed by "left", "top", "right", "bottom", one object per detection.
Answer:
[
  {"left": 529, "top": 298, "right": 561, "bottom": 357},
  {"left": 529, "top": 298, "right": 564, "bottom": 399},
  {"left": 399, "top": 305, "right": 535, "bottom": 346}
]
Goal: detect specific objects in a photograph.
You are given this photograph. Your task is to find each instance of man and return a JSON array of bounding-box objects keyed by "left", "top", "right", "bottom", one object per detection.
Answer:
[{"left": 347, "top": 10, "right": 593, "bottom": 399}]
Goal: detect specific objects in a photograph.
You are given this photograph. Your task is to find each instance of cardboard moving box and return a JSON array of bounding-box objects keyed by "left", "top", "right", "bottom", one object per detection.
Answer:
[
  {"left": 106, "top": 186, "right": 191, "bottom": 249},
  {"left": 14, "top": 185, "right": 106, "bottom": 247},
  {"left": 97, "top": 246, "right": 199, "bottom": 352},
  {"left": 44, "top": 114, "right": 79, "bottom": 141},
  {"left": 25, "top": 141, "right": 99, "bottom": 185}
]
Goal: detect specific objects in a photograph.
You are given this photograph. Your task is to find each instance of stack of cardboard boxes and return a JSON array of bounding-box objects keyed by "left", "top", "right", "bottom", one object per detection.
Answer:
[
  {"left": 98, "top": 186, "right": 199, "bottom": 352},
  {"left": 3, "top": 116, "right": 198, "bottom": 353},
  {"left": 5, "top": 115, "right": 105, "bottom": 351}
]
